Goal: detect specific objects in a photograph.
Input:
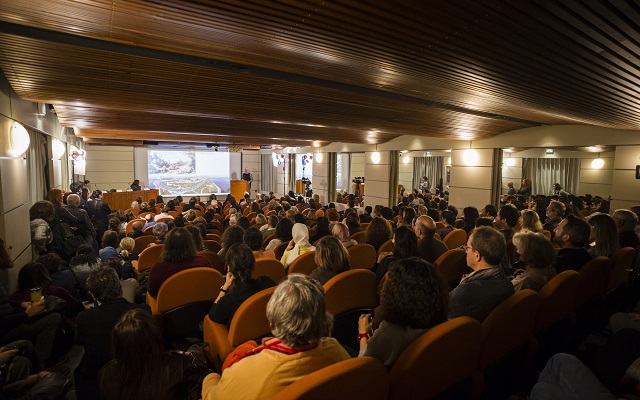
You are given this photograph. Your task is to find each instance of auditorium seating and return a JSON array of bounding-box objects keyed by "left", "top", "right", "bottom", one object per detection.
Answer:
[
  {"left": 125, "top": 218, "right": 145, "bottom": 234},
  {"left": 377, "top": 239, "right": 394, "bottom": 258},
  {"left": 349, "top": 231, "right": 366, "bottom": 244},
  {"left": 574, "top": 256, "right": 613, "bottom": 308},
  {"left": 347, "top": 244, "right": 377, "bottom": 269},
  {"left": 433, "top": 249, "right": 469, "bottom": 289},
  {"left": 146, "top": 267, "right": 224, "bottom": 342},
  {"left": 132, "top": 235, "right": 157, "bottom": 254},
  {"left": 272, "top": 357, "right": 389, "bottom": 400},
  {"left": 197, "top": 250, "right": 225, "bottom": 275},
  {"left": 443, "top": 229, "right": 466, "bottom": 250},
  {"left": 203, "top": 287, "right": 276, "bottom": 372},
  {"left": 253, "top": 258, "right": 286, "bottom": 284},
  {"left": 204, "top": 240, "right": 222, "bottom": 253},
  {"left": 607, "top": 247, "right": 636, "bottom": 293},
  {"left": 287, "top": 251, "right": 318, "bottom": 275},
  {"left": 131, "top": 244, "right": 164, "bottom": 272},
  {"left": 206, "top": 233, "right": 222, "bottom": 242},
  {"left": 274, "top": 242, "right": 289, "bottom": 261}
]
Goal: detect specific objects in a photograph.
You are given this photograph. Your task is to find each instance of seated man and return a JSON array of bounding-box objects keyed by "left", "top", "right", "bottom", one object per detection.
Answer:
[
  {"left": 543, "top": 200, "right": 565, "bottom": 233},
  {"left": 208, "top": 243, "right": 275, "bottom": 328},
  {"left": 449, "top": 226, "right": 514, "bottom": 322},
  {"left": 261, "top": 216, "right": 278, "bottom": 240},
  {"left": 74, "top": 268, "right": 150, "bottom": 400},
  {"left": 414, "top": 216, "right": 448, "bottom": 264},
  {"left": 553, "top": 215, "right": 591, "bottom": 273},
  {"left": 202, "top": 274, "right": 350, "bottom": 400},
  {"left": 495, "top": 204, "right": 519, "bottom": 242},
  {"left": 127, "top": 220, "right": 146, "bottom": 239},
  {"left": 612, "top": 209, "right": 640, "bottom": 249}
]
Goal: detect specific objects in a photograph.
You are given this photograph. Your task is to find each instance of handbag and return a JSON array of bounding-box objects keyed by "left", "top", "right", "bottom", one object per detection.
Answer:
[
  {"left": 58, "top": 222, "right": 85, "bottom": 259},
  {"left": 175, "top": 342, "right": 214, "bottom": 400}
]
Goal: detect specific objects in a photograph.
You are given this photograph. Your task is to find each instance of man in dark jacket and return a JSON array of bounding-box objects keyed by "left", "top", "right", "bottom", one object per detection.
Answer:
[
  {"left": 414, "top": 216, "right": 448, "bottom": 264},
  {"left": 85, "top": 190, "right": 111, "bottom": 246},
  {"left": 552, "top": 215, "right": 591, "bottom": 273}
]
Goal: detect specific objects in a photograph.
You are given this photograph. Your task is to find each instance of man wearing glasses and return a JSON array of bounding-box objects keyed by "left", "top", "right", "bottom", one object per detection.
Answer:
[{"left": 449, "top": 226, "right": 514, "bottom": 322}]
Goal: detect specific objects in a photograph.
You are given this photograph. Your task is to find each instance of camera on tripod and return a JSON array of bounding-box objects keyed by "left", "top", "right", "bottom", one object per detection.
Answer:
[
  {"left": 301, "top": 177, "right": 312, "bottom": 197},
  {"left": 352, "top": 177, "right": 364, "bottom": 185}
]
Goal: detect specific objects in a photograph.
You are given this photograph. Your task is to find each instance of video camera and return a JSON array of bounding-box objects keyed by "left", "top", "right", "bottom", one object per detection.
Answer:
[{"left": 352, "top": 177, "right": 364, "bottom": 185}]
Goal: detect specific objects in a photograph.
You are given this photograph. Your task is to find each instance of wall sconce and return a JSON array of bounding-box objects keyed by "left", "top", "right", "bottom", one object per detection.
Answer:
[
  {"left": 462, "top": 149, "right": 478, "bottom": 166},
  {"left": 402, "top": 155, "right": 410, "bottom": 164},
  {"left": 9, "top": 122, "right": 30, "bottom": 157},
  {"left": 371, "top": 151, "right": 381, "bottom": 164},
  {"left": 505, "top": 157, "right": 515, "bottom": 167},
  {"left": 546, "top": 148, "right": 554, "bottom": 154},
  {"left": 52, "top": 139, "right": 66, "bottom": 160},
  {"left": 591, "top": 154, "right": 604, "bottom": 169},
  {"left": 315, "top": 152, "right": 323, "bottom": 163}
]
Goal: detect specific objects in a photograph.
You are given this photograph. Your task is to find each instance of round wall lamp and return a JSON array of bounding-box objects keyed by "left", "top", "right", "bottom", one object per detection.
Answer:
[
  {"left": 505, "top": 157, "right": 516, "bottom": 167},
  {"left": 402, "top": 155, "right": 410, "bottom": 164},
  {"left": 9, "top": 122, "right": 30, "bottom": 156},
  {"left": 462, "top": 149, "right": 479, "bottom": 166},
  {"left": 315, "top": 152, "right": 323, "bottom": 163},
  {"left": 371, "top": 151, "right": 381, "bottom": 164},
  {"left": 591, "top": 157, "right": 604, "bottom": 169}
]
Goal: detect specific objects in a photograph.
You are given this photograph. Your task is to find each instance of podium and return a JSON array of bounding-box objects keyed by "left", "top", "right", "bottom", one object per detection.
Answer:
[
  {"left": 102, "top": 189, "right": 159, "bottom": 210},
  {"left": 230, "top": 180, "right": 250, "bottom": 201},
  {"left": 296, "top": 179, "right": 304, "bottom": 194}
]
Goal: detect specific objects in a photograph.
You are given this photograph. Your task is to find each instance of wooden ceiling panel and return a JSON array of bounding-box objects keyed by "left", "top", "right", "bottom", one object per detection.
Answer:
[{"left": 0, "top": 1, "right": 639, "bottom": 146}]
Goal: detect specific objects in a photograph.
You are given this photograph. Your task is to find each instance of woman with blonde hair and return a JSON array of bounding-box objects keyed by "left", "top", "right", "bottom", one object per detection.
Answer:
[
  {"left": 254, "top": 214, "right": 267, "bottom": 230},
  {"left": 310, "top": 236, "right": 351, "bottom": 285},
  {"left": 417, "top": 204, "right": 428, "bottom": 216},
  {"left": 118, "top": 237, "right": 136, "bottom": 260},
  {"left": 511, "top": 232, "right": 557, "bottom": 291},
  {"left": 306, "top": 209, "right": 317, "bottom": 221},
  {"left": 520, "top": 209, "right": 543, "bottom": 233},
  {"left": 331, "top": 223, "right": 357, "bottom": 248}
]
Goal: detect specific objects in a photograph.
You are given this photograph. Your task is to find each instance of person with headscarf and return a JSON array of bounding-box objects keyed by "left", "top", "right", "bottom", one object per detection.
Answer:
[{"left": 281, "top": 223, "right": 315, "bottom": 268}]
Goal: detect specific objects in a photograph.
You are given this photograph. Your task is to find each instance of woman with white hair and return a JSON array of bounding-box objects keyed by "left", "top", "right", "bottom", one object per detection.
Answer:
[
  {"left": 201, "top": 274, "right": 350, "bottom": 400},
  {"left": 281, "top": 223, "right": 315, "bottom": 268}
]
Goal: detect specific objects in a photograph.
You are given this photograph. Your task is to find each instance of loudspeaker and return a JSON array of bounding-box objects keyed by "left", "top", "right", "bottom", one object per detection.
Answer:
[{"left": 143, "top": 140, "right": 159, "bottom": 146}]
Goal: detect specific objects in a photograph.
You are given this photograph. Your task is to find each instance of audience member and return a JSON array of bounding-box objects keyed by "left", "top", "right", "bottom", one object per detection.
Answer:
[
  {"left": 99, "top": 231, "right": 121, "bottom": 262},
  {"left": 449, "top": 226, "right": 514, "bottom": 321},
  {"left": 612, "top": 209, "right": 640, "bottom": 249},
  {"left": 282, "top": 223, "right": 315, "bottom": 268},
  {"left": 587, "top": 213, "right": 620, "bottom": 258},
  {"left": 495, "top": 205, "right": 519, "bottom": 242},
  {"left": 414, "top": 216, "right": 448, "bottom": 263},
  {"left": 374, "top": 226, "right": 418, "bottom": 281},
  {"left": 358, "top": 257, "right": 448, "bottom": 368},
  {"left": 511, "top": 232, "right": 557, "bottom": 291},
  {"left": 265, "top": 218, "right": 294, "bottom": 251},
  {"left": 66, "top": 193, "right": 96, "bottom": 249},
  {"left": 331, "top": 223, "right": 357, "bottom": 249},
  {"left": 209, "top": 243, "right": 276, "bottom": 328},
  {"left": 70, "top": 243, "right": 100, "bottom": 291},
  {"left": 202, "top": 274, "right": 350, "bottom": 399},
  {"left": 309, "top": 236, "right": 351, "bottom": 285},
  {"left": 544, "top": 200, "right": 566, "bottom": 233},
  {"left": 219, "top": 225, "right": 245, "bottom": 260},
  {"left": 436, "top": 210, "right": 456, "bottom": 239},
  {"left": 553, "top": 215, "right": 591, "bottom": 273},
  {"left": 520, "top": 209, "right": 543, "bottom": 233},
  {"left": 309, "top": 217, "right": 331, "bottom": 244},
  {"left": 244, "top": 227, "right": 276, "bottom": 259},
  {"left": 364, "top": 217, "right": 392, "bottom": 252},
  {"left": 38, "top": 253, "right": 80, "bottom": 300},
  {"left": 29, "top": 201, "right": 54, "bottom": 258},
  {"left": 462, "top": 206, "right": 479, "bottom": 234}
]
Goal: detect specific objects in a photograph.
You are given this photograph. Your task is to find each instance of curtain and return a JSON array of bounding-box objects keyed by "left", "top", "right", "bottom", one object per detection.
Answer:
[
  {"left": 413, "top": 156, "right": 443, "bottom": 191},
  {"left": 327, "top": 152, "right": 337, "bottom": 203},
  {"left": 261, "top": 154, "right": 276, "bottom": 192},
  {"left": 287, "top": 154, "right": 296, "bottom": 194},
  {"left": 490, "top": 149, "right": 503, "bottom": 207},
  {"left": 27, "top": 128, "right": 49, "bottom": 205},
  {"left": 389, "top": 151, "right": 399, "bottom": 206},
  {"left": 522, "top": 158, "right": 581, "bottom": 196}
]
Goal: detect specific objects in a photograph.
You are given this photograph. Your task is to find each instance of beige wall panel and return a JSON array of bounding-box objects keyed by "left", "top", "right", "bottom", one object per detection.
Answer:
[
  {"left": 364, "top": 195, "right": 389, "bottom": 208},
  {"left": 0, "top": 204, "right": 31, "bottom": 263},
  {"left": 611, "top": 170, "right": 640, "bottom": 202},
  {"left": 450, "top": 166, "right": 493, "bottom": 189},
  {"left": 611, "top": 200, "right": 640, "bottom": 210},
  {"left": 579, "top": 183, "right": 613, "bottom": 198},
  {"left": 366, "top": 165, "right": 391, "bottom": 182},
  {"left": 365, "top": 181, "right": 390, "bottom": 199},
  {"left": 451, "top": 149, "right": 494, "bottom": 167},
  {"left": 0, "top": 158, "right": 27, "bottom": 213},
  {"left": 449, "top": 187, "right": 492, "bottom": 210},
  {"left": 86, "top": 160, "right": 135, "bottom": 172},
  {"left": 613, "top": 146, "right": 640, "bottom": 169},
  {"left": 579, "top": 168, "right": 614, "bottom": 185}
]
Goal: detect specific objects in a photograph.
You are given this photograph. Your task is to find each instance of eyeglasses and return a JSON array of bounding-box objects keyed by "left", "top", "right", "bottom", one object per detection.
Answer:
[{"left": 463, "top": 244, "right": 473, "bottom": 252}]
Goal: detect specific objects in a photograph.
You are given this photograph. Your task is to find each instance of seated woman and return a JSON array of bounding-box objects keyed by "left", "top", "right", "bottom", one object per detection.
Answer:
[
  {"left": 208, "top": 243, "right": 276, "bottom": 328},
  {"left": 151, "top": 222, "right": 168, "bottom": 245},
  {"left": 38, "top": 253, "right": 81, "bottom": 300},
  {"left": 98, "top": 309, "right": 192, "bottom": 400},
  {"left": 520, "top": 209, "right": 544, "bottom": 233},
  {"left": 308, "top": 217, "right": 330, "bottom": 245},
  {"left": 99, "top": 231, "right": 122, "bottom": 262},
  {"left": 244, "top": 228, "right": 276, "bottom": 259},
  {"left": 202, "top": 274, "right": 350, "bottom": 400},
  {"left": 511, "top": 232, "right": 557, "bottom": 292},
  {"left": 147, "top": 227, "right": 211, "bottom": 297},
  {"left": 331, "top": 223, "right": 357, "bottom": 249},
  {"left": 0, "top": 239, "right": 61, "bottom": 368},
  {"left": 70, "top": 243, "right": 100, "bottom": 293},
  {"left": 218, "top": 226, "right": 245, "bottom": 260},
  {"left": 587, "top": 213, "right": 620, "bottom": 258},
  {"left": 185, "top": 225, "right": 208, "bottom": 252},
  {"left": 309, "top": 236, "right": 351, "bottom": 286},
  {"left": 265, "top": 218, "right": 293, "bottom": 252},
  {"left": 373, "top": 225, "right": 418, "bottom": 281},
  {"left": 281, "top": 223, "right": 315, "bottom": 268},
  {"left": 358, "top": 257, "right": 449, "bottom": 368},
  {"left": 364, "top": 217, "right": 392, "bottom": 252}
]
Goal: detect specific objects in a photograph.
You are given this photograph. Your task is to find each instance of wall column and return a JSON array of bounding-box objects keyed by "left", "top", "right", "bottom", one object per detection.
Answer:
[
  {"left": 364, "top": 151, "right": 391, "bottom": 208},
  {"left": 449, "top": 148, "right": 495, "bottom": 211},
  {"left": 611, "top": 146, "right": 640, "bottom": 210},
  {"left": 311, "top": 153, "right": 328, "bottom": 204}
]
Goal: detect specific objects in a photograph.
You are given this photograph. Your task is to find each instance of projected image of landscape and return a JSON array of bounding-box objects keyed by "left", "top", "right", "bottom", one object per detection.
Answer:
[{"left": 148, "top": 151, "right": 230, "bottom": 195}]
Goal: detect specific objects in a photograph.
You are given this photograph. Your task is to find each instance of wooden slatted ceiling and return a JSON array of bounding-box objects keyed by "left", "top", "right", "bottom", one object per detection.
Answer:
[{"left": 0, "top": 1, "right": 639, "bottom": 146}]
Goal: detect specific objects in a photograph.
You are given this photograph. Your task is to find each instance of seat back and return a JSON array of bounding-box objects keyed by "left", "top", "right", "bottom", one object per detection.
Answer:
[
  {"left": 349, "top": 231, "right": 366, "bottom": 244},
  {"left": 534, "top": 270, "right": 580, "bottom": 334},
  {"left": 575, "top": 256, "right": 612, "bottom": 307},
  {"left": 136, "top": 244, "right": 164, "bottom": 272},
  {"left": 132, "top": 235, "right": 157, "bottom": 254},
  {"left": 197, "top": 250, "right": 225, "bottom": 275},
  {"left": 143, "top": 225, "right": 155, "bottom": 235},
  {"left": 607, "top": 247, "right": 636, "bottom": 292},
  {"left": 274, "top": 242, "right": 289, "bottom": 261},
  {"left": 377, "top": 239, "right": 394, "bottom": 257},
  {"left": 433, "top": 249, "right": 470, "bottom": 288},
  {"left": 253, "top": 258, "right": 286, "bottom": 284},
  {"left": 156, "top": 267, "right": 224, "bottom": 313},
  {"left": 389, "top": 317, "right": 482, "bottom": 400},
  {"left": 206, "top": 233, "right": 221, "bottom": 242},
  {"left": 272, "top": 357, "right": 389, "bottom": 400},
  {"left": 479, "top": 289, "right": 540, "bottom": 369},
  {"left": 324, "top": 269, "right": 378, "bottom": 315},
  {"left": 347, "top": 244, "right": 377, "bottom": 270},
  {"left": 125, "top": 219, "right": 145, "bottom": 234},
  {"left": 263, "top": 233, "right": 275, "bottom": 248},
  {"left": 443, "top": 229, "right": 467, "bottom": 250},
  {"left": 228, "top": 287, "right": 276, "bottom": 347},
  {"left": 204, "top": 240, "right": 222, "bottom": 253},
  {"left": 287, "top": 251, "right": 318, "bottom": 276}
]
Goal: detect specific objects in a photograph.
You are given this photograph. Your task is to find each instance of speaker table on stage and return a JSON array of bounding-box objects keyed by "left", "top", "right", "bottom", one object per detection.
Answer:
[
  {"left": 102, "top": 189, "right": 158, "bottom": 211},
  {"left": 230, "top": 180, "right": 250, "bottom": 200}
]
